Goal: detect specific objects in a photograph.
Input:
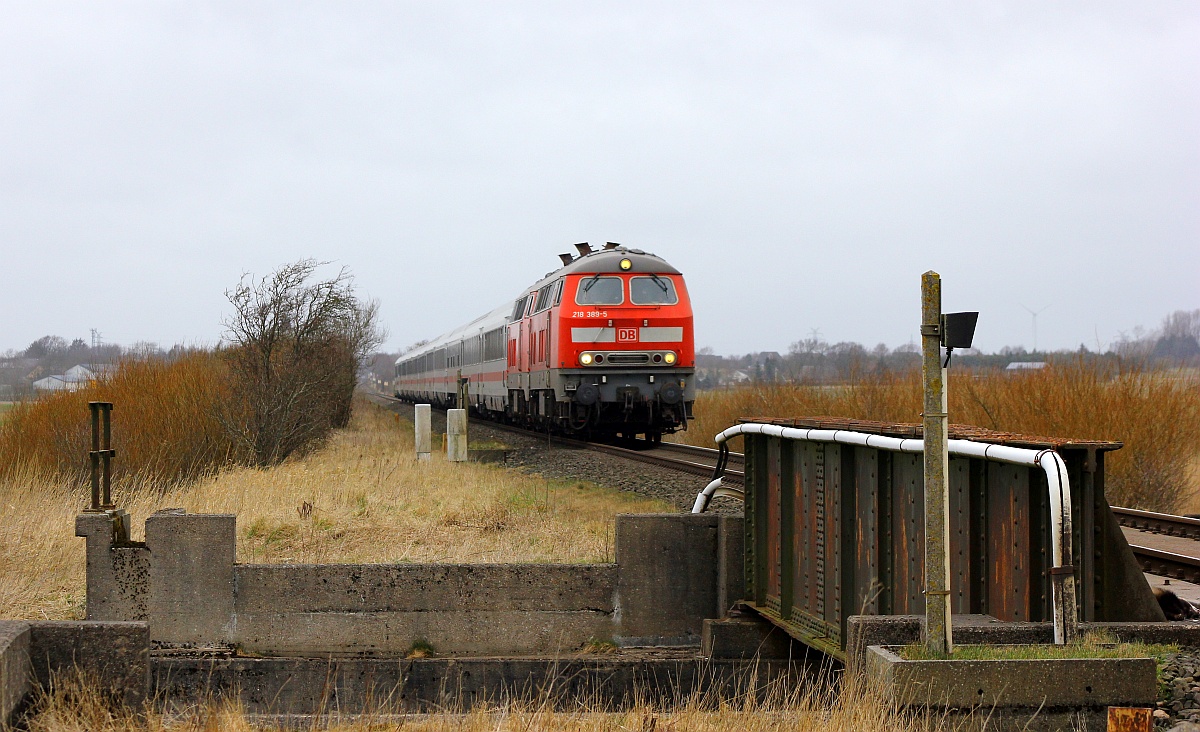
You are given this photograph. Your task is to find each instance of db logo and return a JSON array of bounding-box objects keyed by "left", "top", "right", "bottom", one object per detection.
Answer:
[{"left": 617, "top": 328, "right": 638, "bottom": 342}]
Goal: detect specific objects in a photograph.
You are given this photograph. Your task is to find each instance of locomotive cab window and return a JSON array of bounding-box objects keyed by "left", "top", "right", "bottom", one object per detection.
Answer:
[
  {"left": 534, "top": 281, "right": 556, "bottom": 313},
  {"left": 575, "top": 276, "right": 623, "bottom": 305},
  {"left": 630, "top": 276, "right": 678, "bottom": 305},
  {"left": 511, "top": 296, "right": 528, "bottom": 321}
]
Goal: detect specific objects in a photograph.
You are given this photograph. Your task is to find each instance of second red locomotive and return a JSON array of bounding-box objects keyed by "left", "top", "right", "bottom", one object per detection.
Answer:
[{"left": 394, "top": 243, "right": 695, "bottom": 440}]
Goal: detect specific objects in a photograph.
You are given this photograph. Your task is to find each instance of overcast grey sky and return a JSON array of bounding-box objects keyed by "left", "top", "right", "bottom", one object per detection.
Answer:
[{"left": 2, "top": 2, "right": 1196, "bottom": 356}]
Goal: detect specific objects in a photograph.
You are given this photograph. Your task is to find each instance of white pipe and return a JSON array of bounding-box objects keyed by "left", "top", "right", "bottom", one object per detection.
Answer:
[
  {"left": 700, "top": 423, "right": 1079, "bottom": 644},
  {"left": 692, "top": 478, "right": 723, "bottom": 513},
  {"left": 691, "top": 477, "right": 746, "bottom": 513}
]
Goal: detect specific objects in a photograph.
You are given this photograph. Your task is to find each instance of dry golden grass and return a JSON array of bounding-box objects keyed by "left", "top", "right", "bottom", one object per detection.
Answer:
[
  {"left": 680, "top": 359, "right": 1200, "bottom": 512},
  {"left": 22, "top": 670, "right": 950, "bottom": 732},
  {"left": 0, "top": 398, "right": 667, "bottom": 620},
  {"left": 0, "top": 353, "right": 238, "bottom": 485}
]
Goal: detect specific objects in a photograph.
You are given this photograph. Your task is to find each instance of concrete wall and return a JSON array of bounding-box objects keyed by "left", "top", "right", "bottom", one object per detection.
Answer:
[
  {"left": 155, "top": 654, "right": 799, "bottom": 714},
  {"left": 1, "top": 620, "right": 150, "bottom": 725},
  {"left": 26, "top": 621, "right": 150, "bottom": 709},
  {"left": 78, "top": 510, "right": 745, "bottom": 657},
  {"left": 234, "top": 563, "right": 617, "bottom": 656},
  {"left": 0, "top": 621, "right": 30, "bottom": 725},
  {"left": 845, "top": 614, "right": 1200, "bottom": 675}
]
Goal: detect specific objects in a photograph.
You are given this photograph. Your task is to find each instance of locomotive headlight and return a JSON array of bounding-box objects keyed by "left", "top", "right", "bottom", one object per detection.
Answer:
[
  {"left": 663, "top": 351, "right": 677, "bottom": 365},
  {"left": 619, "top": 258, "right": 632, "bottom": 270},
  {"left": 579, "top": 352, "right": 594, "bottom": 366}
]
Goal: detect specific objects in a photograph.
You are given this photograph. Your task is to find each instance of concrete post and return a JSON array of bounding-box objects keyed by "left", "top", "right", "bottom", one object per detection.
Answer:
[
  {"left": 75, "top": 510, "right": 147, "bottom": 621},
  {"left": 921, "top": 271, "right": 952, "bottom": 655},
  {"left": 414, "top": 404, "right": 432, "bottom": 461},
  {"left": 145, "top": 511, "right": 235, "bottom": 645},
  {"left": 614, "top": 513, "right": 719, "bottom": 646},
  {"left": 446, "top": 408, "right": 467, "bottom": 462}
]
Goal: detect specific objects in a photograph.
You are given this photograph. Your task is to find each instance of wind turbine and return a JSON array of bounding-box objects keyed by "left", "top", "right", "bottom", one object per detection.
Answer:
[{"left": 1021, "top": 304, "right": 1050, "bottom": 353}]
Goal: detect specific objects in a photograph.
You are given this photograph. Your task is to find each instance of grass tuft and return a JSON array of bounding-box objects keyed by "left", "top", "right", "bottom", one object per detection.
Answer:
[
  {"left": 407, "top": 638, "right": 435, "bottom": 659},
  {"left": 580, "top": 637, "right": 619, "bottom": 654}
]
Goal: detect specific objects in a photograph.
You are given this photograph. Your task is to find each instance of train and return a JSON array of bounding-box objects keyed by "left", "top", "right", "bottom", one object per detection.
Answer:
[{"left": 394, "top": 242, "right": 695, "bottom": 441}]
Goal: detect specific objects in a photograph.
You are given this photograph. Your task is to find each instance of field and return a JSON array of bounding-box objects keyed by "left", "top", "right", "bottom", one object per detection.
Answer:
[
  {"left": 2, "top": 394, "right": 949, "bottom": 732},
  {"left": 3, "top": 359, "right": 1193, "bottom": 729},
  {"left": 0, "top": 398, "right": 668, "bottom": 620},
  {"left": 677, "top": 360, "right": 1200, "bottom": 513}
]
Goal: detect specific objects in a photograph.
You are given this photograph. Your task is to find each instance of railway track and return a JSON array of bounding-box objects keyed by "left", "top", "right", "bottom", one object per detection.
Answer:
[
  {"left": 369, "top": 393, "right": 1200, "bottom": 582},
  {"left": 1113, "top": 506, "right": 1200, "bottom": 583},
  {"left": 366, "top": 392, "right": 744, "bottom": 483}
]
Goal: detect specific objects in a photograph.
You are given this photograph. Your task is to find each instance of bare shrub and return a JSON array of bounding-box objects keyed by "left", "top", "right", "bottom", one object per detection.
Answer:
[{"left": 218, "top": 260, "right": 383, "bottom": 466}]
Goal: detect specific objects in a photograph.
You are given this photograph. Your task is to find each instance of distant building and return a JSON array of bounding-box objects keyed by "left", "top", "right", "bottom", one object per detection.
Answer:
[
  {"left": 32, "top": 364, "right": 111, "bottom": 392},
  {"left": 1005, "top": 361, "right": 1047, "bottom": 372}
]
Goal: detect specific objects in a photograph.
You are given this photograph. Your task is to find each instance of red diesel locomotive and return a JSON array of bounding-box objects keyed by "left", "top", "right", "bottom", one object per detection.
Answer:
[{"left": 394, "top": 243, "right": 695, "bottom": 440}]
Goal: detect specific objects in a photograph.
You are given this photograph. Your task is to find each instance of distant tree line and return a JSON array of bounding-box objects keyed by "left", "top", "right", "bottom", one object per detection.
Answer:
[
  {"left": 695, "top": 308, "right": 1200, "bottom": 388},
  {"left": 0, "top": 336, "right": 202, "bottom": 400}
]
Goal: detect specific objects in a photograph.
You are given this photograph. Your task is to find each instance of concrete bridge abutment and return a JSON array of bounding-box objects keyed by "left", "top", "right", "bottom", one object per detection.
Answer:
[{"left": 75, "top": 509, "right": 749, "bottom": 658}]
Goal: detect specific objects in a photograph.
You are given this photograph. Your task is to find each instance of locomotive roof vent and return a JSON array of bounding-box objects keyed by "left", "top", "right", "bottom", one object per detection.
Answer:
[
  {"left": 604, "top": 242, "right": 621, "bottom": 250},
  {"left": 558, "top": 253, "right": 574, "bottom": 266},
  {"left": 574, "top": 242, "right": 594, "bottom": 257}
]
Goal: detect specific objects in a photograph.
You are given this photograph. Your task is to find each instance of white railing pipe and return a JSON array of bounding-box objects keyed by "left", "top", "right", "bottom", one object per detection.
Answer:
[{"left": 695, "top": 423, "right": 1078, "bottom": 644}]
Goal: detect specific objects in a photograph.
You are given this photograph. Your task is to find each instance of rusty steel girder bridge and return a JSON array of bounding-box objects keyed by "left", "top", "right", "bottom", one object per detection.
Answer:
[{"left": 730, "top": 417, "right": 1163, "bottom": 658}]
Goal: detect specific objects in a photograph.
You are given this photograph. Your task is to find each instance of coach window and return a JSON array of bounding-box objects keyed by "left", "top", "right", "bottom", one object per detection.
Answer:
[
  {"left": 630, "top": 276, "right": 678, "bottom": 305},
  {"left": 575, "top": 276, "right": 623, "bottom": 305}
]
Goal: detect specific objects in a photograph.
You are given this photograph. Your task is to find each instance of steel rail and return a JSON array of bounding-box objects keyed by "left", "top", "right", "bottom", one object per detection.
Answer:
[
  {"left": 1112, "top": 506, "right": 1200, "bottom": 541},
  {"left": 583, "top": 440, "right": 745, "bottom": 483},
  {"left": 1125, "top": 543, "right": 1200, "bottom": 584},
  {"left": 1110, "top": 506, "right": 1200, "bottom": 582}
]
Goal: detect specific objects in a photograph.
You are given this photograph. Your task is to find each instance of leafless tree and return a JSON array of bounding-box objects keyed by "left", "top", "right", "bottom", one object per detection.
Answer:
[{"left": 219, "top": 260, "right": 384, "bottom": 465}]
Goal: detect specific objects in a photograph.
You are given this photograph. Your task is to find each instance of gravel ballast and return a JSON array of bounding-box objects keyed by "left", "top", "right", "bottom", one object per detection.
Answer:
[
  {"left": 1158, "top": 648, "right": 1200, "bottom": 730},
  {"left": 371, "top": 396, "right": 742, "bottom": 514}
]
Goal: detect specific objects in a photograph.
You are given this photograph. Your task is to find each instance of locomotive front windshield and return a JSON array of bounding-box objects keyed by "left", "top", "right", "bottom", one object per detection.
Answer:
[
  {"left": 629, "top": 276, "right": 678, "bottom": 305},
  {"left": 575, "top": 276, "right": 624, "bottom": 305}
]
